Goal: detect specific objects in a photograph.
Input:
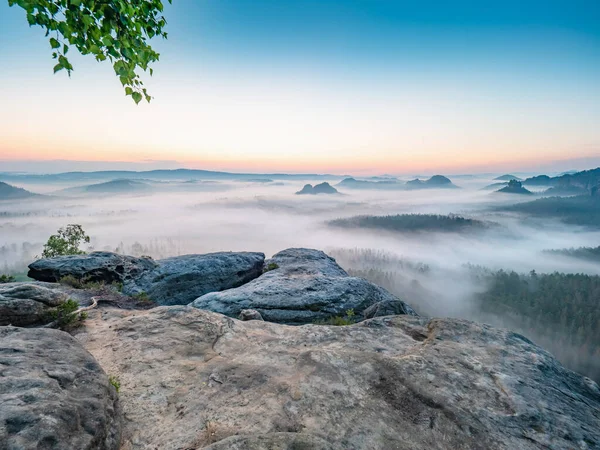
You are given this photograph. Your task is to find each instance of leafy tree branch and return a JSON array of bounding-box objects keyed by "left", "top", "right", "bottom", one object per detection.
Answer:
[{"left": 8, "top": 0, "right": 171, "bottom": 103}]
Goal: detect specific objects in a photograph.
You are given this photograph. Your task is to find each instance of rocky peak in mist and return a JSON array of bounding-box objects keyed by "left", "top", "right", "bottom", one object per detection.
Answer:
[
  {"left": 295, "top": 182, "right": 339, "bottom": 195},
  {"left": 496, "top": 179, "right": 533, "bottom": 195}
]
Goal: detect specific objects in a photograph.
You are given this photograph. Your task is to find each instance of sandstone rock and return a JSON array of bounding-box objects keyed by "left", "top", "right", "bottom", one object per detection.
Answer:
[
  {"left": 77, "top": 306, "right": 600, "bottom": 450},
  {"left": 204, "top": 432, "right": 334, "bottom": 449},
  {"left": 0, "top": 283, "right": 67, "bottom": 326},
  {"left": 122, "top": 252, "right": 265, "bottom": 305},
  {"left": 239, "top": 309, "right": 264, "bottom": 321},
  {"left": 27, "top": 251, "right": 157, "bottom": 284},
  {"left": 0, "top": 326, "right": 121, "bottom": 449},
  {"left": 191, "top": 248, "right": 416, "bottom": 323}
]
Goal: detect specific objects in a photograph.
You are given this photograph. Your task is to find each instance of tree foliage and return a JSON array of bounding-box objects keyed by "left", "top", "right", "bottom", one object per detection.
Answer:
[
  {"left": 42, "top": 224, "right": 90, "bottom": 258},
  {"left": 8, "top": 0, "right": 171, "bottom": 103}
]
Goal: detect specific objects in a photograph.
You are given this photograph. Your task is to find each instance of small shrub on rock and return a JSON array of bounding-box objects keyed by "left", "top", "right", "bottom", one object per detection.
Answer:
[
  {"left": 264, "top": 262, "right": 279, "bottom": 273},
  {"left": 108, "top": 375, "right": 121, "bottom": 393},
  {"left": 0, "top": 274, "right": 16, "bottom": 283},
  {"left": 314, "top": 309, "right": 357, "bottom": 326}
]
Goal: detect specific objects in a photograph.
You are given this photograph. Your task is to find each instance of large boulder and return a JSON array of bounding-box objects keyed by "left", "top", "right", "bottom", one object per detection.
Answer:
[
  {"left": 122, "top": 252, "right": 265, "bottom": 306},
  {"left": 0, "top": 283, "right": 67, "bottom": 326},
  {"left": 191, "top": 248, "right": 416, "bottom": 323},
  {"left": 77, "top": 306, "right": 600, "bottom": 449},
  {"left": 0, "top": 326, "right": 121, "bottom": 449},
  {"left": 27, "top": 251, "right": 158, "bottom": 284}
]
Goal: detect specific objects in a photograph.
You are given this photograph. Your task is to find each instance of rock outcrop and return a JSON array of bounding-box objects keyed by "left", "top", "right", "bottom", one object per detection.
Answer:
[
  {"left": 122, "top": 252, "right": 265, "bottom": 305},
  {"left": 0, "top": 326, "right": 121, "bottom": 449},
  {"left": 28, "top": 251, "right": 266, "bottom": 307},
  {"left": 496, "top": 180, "right": 534, "bottom": 195},
  {"left": 0, "top": 283, "right": 67, "bottom": 326},
  {"left": 191, "top": 248, "right": 416, "bottom": 323},
  {"left": 76, "top": 306, "right": 600, "bottom": 450},
  {"left": 27, "top": 251, "right": 158, "bottom": 284}
]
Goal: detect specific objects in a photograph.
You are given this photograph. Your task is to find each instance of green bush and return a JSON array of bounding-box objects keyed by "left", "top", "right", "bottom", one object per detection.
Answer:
[
  {"left": 133, "top": 291, "right": 151, "bottom": 302},
  {"left": 49, "top": 299, "right": 84, "bottom": 329},
  {"left": 108, "top": 375, "right": 121, "bottom": 393},
  {"left": 314, "top": 309, "right": 357, "bottom": 326},
  {"left": 264, "top": 262, "right": 279, "bottom": 273},
  {"left": 0, "top": 274, "right": 16, "bottom": 283}
]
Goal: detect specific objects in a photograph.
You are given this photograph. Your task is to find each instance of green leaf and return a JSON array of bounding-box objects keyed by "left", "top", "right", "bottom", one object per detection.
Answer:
[
  {"left": 53, "top": 63, "right": 64, "bottom": 74},
  {"left": 50, "top": 38, "right": 60, "bottom": 49},
  {"left": 125, "top": 87, "right": 133, "bottom": 96},
  {"left": 132, "top": 92, "right": 142, "bottom": 104}
]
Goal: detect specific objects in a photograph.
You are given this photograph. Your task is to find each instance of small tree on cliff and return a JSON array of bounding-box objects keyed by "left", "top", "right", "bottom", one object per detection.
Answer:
[{"left": 42, "top": 224, "right": 90, "bottom": 258}]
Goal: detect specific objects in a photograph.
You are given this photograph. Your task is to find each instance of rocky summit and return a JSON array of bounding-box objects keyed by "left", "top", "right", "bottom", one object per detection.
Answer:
[
  {"left": 191, "top": 248, "right": 416, "bottom": 324},
  {"left": 3, "top": 247, "right": 600, "bottom": 449},
  {"left": 75, "top": 307, "right": 599, "bottom": 450}
]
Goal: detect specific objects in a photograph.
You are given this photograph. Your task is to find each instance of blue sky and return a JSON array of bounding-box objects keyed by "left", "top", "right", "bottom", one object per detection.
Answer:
[{"left": 1, "top": 0, "right": 599, "bottom": 174}]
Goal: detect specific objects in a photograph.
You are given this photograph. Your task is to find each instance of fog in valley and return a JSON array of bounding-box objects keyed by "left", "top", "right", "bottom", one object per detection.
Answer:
[{"left": 1, "top": 172, "right": 600, "bottom": 380}]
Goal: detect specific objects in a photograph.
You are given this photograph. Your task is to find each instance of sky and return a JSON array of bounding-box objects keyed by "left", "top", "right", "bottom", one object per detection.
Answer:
[{"left": 1, "top": 0, "right": 599, "bottom": 175}]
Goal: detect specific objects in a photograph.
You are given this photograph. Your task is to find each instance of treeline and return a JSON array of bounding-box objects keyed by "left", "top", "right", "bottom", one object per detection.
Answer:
[
  {"left": 333, "top": 248, "right": 600, "bottom": 382},
  {"left": 544, "top": 246, "right": 600, "bottom": 262},
  {"left": 469, "top": 268, "right": 600, "bottom": 382},
  {"left": 328, "top": 214, "right": 491, "bottom": 233}
]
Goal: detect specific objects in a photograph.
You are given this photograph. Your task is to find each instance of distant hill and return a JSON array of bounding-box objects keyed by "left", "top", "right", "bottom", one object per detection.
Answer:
[
  {"left": 405, "top": 175, "right": 458, "bottom": 189},
  {"left": 0, "top": 182, "right": 40, "bottom": 200},
  {"left": 494, "top": 174, "right": 522, "bottom": 181},
  {"left": 0, "top": 168, "right": 345, "bottom": 184},
  {"left": 524, "top": 167, "right": 600, "bottom": 193},
  {"left": 296, "top": 182, "right": 338, "bottom": 195},
  {"left": 542, "top": 185, "right": 588, "bottom": 197},
  {"left": 481, "top": 182, "right": 508, "bottom": 191},
  {"left": 496, "top": 180, "right": 533, "bottom": 195},
  {"left": 60, "top": 179, "right": 153, "bottom": 195},
  {"left": 337, "top": 175, "right": 457, "bottom": 190},
  {"left": 498, "top": 194, "right": 600, "bottom": 228}
]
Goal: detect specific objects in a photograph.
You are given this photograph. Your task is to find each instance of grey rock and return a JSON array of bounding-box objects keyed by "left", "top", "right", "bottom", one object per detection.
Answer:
[
  {"left": 363, "top": 299, "right": 415, "bottom": 319},
  {"left": 0, "top": 283, "right": 67, "bottom": 326},
  {"left": 27, "top": 251, "right": 158, "bottom": 284},
  {"left": 123, "top": 252, "right": 265, "bottom": 306},
  {"left": 191, "top": 248, "right": 416, "bottom": 324},
  {"left": 0, "top": 326, "right": 121, "bottom": 450},
  {"left": 79, "top": 306, "right": 600, "bottom": 450},
  {"left": 239, "top": 309, "right": 264, "bottom": 321}
]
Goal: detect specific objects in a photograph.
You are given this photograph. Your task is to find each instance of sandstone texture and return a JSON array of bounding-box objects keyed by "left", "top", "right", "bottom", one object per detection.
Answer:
[
  {"left": 76, "top": 306, "right": 600, "bottom": 450},
  {"left": 191, "top": 248, "right": 416, "bottom": 324},
  {"left": 27, "top": 252, "right": 157, "bottom": 284},
  {"left": 0, "top": 326, "right": 121, "bottom": 450},
  {"left": 122, "top": 252, "right": 265, "bottom": 305},
  {"left": 0, "top": 283, "right": 67, "bottom": 326}
]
